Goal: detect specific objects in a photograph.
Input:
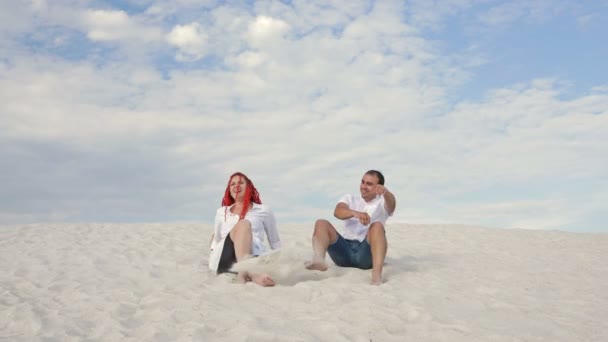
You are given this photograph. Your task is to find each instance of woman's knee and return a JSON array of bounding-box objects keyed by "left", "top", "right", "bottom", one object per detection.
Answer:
[{"left": 231, "top": 219, "right": 252, "bottom": 237}]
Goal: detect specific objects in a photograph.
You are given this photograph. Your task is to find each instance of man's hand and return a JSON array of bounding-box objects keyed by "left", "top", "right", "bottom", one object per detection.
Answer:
[
  {"left": 374, "top": 184, "right": 388, "bottom": 196},
  {"left": 376, "top": 185, "right": 396, "bottom": 215},
  {"left": 352, "top": 211, "right": 370, "bottom": 225}
]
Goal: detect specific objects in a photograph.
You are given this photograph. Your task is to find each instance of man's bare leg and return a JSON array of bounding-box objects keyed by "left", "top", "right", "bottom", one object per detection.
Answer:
[
  {"left": 230, "top": 219, "right": 275, "bottom": 286},
  {"left": 305, "top": 219, "right": 338, "bottom": 271},
  {"left": 367, "top": 222, "right": 387, "bottom": 285}
]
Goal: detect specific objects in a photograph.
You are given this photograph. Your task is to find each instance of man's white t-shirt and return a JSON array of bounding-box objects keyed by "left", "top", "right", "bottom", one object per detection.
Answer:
[{"left": 339, "top": 194, "right": 392, "bottom": 242}]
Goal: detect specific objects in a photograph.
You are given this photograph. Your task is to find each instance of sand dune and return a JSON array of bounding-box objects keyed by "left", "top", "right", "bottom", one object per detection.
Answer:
[{"left": 1, "top": 223, "right": 606, "bottom": 341}]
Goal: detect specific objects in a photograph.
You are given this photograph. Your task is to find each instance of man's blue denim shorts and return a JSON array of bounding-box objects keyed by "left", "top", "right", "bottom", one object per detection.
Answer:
[{"left": 327, "top": 233, "right": 373, "bottom": 269}]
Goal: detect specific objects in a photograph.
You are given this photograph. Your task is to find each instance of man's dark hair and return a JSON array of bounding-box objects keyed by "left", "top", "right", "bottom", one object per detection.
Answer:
[{"left": 365, "top": 170, "right": 385, "bottom": 185}]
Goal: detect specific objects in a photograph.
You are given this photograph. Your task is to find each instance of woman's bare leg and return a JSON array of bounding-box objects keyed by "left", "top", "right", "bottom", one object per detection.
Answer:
[{"left": 230, "top": 220, "right": 275, "bottom": 286}]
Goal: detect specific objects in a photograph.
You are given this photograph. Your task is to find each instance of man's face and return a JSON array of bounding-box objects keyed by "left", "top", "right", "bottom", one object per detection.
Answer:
[
  {"left": 229, "top": 175, "right": 247, "bottom": 201},
  {"left": 360, "top": 174, "right": 380, "bottom": 200}
]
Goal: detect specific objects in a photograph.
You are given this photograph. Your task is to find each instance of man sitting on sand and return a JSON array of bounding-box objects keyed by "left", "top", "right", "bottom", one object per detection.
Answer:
[{"left": 305, "top": 170, "right": 396, "bottom": 285}]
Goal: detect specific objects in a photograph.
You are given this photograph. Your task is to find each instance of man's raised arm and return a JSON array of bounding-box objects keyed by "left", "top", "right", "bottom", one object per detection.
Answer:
[
  {"left": 383, "top": 189, "right": 396, "bottom": 215},
  {"left": 375, "top": 185, "right": 396, "bottom": 215}
]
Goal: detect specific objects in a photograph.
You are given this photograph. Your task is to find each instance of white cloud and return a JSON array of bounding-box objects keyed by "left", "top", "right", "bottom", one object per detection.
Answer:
[
  {"left": 84, "top": 9, "right": 162, "bottom": 42},
  {"left": 478, "top": 1, "right": 572, "bottom": 27},
  {"left": 576, "top": 13, "right": 594, "bottom": 27},
  {"left": 85, "top": 9, "right": 131, "bottom": 41},
  {"left": 406, "top": 0, "right": 477, "bottom": 31},
  {"left": 30, "top": 0, "right": 48, "bottom": 11},
  {"left": 246, "top": 16, "right": 290, "bottom": 47},
  {"left": 227, "top": 51, "right": 267, "bottom": 69},
  {"left": 424, "top": 198, "right": 572, "bottom": 230},
  {"left": 0, "top": 1, "right": 36, "bottom": 32},
  {"left": 1, "top": 1, "right": 607, "bottom": 232},
  {"left": 167, "top": 23, "right": 208, "bottom": 61}
]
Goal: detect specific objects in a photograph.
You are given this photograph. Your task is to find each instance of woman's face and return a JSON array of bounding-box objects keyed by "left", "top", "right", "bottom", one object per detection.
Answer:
[{"left": 229, "top": 175, "right": 248, "bottom": 201}]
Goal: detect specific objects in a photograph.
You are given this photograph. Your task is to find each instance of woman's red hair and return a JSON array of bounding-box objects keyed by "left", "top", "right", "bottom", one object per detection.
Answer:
[{"left": 222, "top": 172, "right": 262, "bottom": 220}]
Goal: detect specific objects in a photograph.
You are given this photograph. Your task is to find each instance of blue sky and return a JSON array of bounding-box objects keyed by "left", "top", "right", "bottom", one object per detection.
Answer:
[{"left": 1, "top": 0, "right": 607, "bottom": 232}]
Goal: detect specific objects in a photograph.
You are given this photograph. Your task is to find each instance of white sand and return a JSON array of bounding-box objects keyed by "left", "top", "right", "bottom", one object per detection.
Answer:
[{"left": 1, "top": 223, "right": 607, "bottom": 341}]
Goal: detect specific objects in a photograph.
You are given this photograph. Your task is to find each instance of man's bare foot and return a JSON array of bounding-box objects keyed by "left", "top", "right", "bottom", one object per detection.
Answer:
[
  {"left": 370, "top": 275, "right": 383, "bottom": 285},
  {"left": 304, "top": 260, "right": 328, "bottom": 271},
  {"left": 249, "top": 273, "right": 275, "bottom": 287}
]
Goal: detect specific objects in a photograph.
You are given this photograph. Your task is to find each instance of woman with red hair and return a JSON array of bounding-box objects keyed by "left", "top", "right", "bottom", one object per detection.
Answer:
[{"left": 208, "top": 172, "right": 281, "bottom": 286}]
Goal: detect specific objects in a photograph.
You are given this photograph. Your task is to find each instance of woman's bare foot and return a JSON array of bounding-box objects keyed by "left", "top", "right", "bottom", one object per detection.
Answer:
[
  {"left": 249, "top": 273, "right": 275, "bottom": 287},
  {"left": 304, "top": 260, "right": 328, "bottom": 271},
  {"left": 236, "top": 272, "right": 248, "bottom": 283}
]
